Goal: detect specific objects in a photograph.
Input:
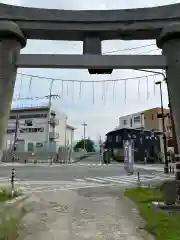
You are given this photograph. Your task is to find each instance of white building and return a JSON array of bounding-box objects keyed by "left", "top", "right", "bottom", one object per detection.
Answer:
[
  {"left": 5, "top": 106, "right": 76, "bottom": 153},
  {"left": 118, "top": 112, "right": 144, "bottom": 130}
]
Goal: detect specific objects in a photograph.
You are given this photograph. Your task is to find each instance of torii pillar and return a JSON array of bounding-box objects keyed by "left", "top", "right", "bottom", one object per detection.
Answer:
[
  {"left": 0, "top": 21, "right": 26, "bottom": 161},
  {"left": 157, "top": 24, "right": 180, "bottom": 174}
]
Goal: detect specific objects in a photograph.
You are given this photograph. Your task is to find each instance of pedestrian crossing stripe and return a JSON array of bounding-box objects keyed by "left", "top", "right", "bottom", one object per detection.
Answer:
[
  {"left": 0, "top": 173, "right": 174, "bottom": 194},
  {"left": 75, "top": 174, "right": 174, "bottom": 186}
]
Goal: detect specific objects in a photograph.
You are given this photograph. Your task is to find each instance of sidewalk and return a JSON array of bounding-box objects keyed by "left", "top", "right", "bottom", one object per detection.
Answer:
[{"left": 18, "top": 186, "right": 154, "bottom": 239}]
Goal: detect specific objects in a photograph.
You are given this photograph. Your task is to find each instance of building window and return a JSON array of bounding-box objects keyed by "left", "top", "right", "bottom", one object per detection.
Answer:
[
  {"left": 116, "top": 135, "right": 121, "bottom": 142},
  {"left": 27, "top": 142, "right": 34, "bottom": 152},
  {"left": 134, "top": 116, "right": 141, "bottom": 124},
  {"left": 108, "top": 136, "right": 112, "bottom": 142},
  {"left": 130, "top": 118, "right": 132, "bottom": 127},
  {"left": 152, "top": 114, "right": 154, "bottom": 120},
  {"left": 36, "top": 142, "right": 44, "bottom": 148},
  {"left": 24, "top": 120, "right": 33, "bottom": 126},
  {"left": 10, "top": 114, "right": 48, "bottom": 119},
  {"left": 7, "top": 129, "right": 16, "bottom": 134},
  {"left": 20, "top": 128, "right": 44, "bottom": 133},
  {"left": 123, "top": 119, "right": 127, "bottom": 125}
]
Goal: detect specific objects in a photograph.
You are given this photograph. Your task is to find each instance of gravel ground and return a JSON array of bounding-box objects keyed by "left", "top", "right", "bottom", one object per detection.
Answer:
[{"left": 18, "top": 186, "right": 155, "bottom": 240}]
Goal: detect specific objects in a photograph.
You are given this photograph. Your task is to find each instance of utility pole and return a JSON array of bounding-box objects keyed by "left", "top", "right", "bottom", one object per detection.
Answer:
[
  {"left": 13, "top": 114, "right": 19, "bottom": 149},
  {"left": 12, "top": 114, "right": 20, "bottom": 161},
  {"left": 82, "top": 122, "right": 87, "bottom": 151},
  {"left": 64, "top": 116, "right": 68, "bottom": 163},
  {"left": 156, "top": 81, "right": 169, "bottom": 174},
  {"left": 45, "top": 90, "right": 60, "bottom": 152}
]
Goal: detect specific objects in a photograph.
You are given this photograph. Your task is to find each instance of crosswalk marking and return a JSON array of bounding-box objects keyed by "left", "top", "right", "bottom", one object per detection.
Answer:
[
  {"left": 95, "top": 176, "right": 126, "bottom": 184},
  {"left": 0, "top": 172, "right": 175, "bottom": 194},
  {"left": 103, "top": 176, "right": 134, "bottom": 185},
  {"left": 76, "top": 174, "right": 174, "bottom": 186},
  {"left": 85, "top": 177, "right": 108, "bottom": 183}
]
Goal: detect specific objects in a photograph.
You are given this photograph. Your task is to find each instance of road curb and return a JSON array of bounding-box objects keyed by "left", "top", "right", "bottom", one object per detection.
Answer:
[{"left": 5, "top": 195, "right": 28, "bottom": 206}]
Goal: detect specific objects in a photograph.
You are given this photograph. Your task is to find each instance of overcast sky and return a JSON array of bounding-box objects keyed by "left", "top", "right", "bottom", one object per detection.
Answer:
[{"left": 2, "top": 0, "right": 178, "bottom": 140}]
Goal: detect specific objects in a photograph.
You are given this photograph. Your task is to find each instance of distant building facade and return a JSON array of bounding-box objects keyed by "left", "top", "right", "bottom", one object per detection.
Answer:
[
  {"left": 5, "top": 106, "right": 75, "bottom": 153},
  {"left": 118, "top": 107, "right": 173, "bottom": 158},
  {"left": 105, "top": 128, "right": 161, "bottom": 163}
]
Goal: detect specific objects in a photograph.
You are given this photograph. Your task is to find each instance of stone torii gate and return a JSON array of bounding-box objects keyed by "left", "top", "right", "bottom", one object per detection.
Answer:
[{"left": 0, "top": 3, "right": 180, "bottom": 160}]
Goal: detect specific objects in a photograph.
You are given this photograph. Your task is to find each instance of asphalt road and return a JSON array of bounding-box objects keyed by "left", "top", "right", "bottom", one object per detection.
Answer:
[
  {"left": 0, "top": 154, "right": 152, "bottom": 181},
  {"left": 0, "top": 154, "right": 172, "bottom": 193}
]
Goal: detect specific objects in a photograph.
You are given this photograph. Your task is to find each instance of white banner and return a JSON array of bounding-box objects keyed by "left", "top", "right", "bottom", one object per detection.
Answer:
[{"left": 124, "top": 140, "right": 134, "bottom": 174}]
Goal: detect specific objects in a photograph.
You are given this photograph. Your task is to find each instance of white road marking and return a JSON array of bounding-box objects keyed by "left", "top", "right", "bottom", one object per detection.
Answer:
[
  {"left": 85, "top": 177, "right": 107, "bottom": 183},
  {"left": 80, "top": 173, "right": 174, "bottom": 186}
]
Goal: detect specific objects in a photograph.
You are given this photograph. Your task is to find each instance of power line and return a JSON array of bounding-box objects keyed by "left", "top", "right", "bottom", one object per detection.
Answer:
[{"left": 103, "top": 43, "right": 155, "bottom": 54}]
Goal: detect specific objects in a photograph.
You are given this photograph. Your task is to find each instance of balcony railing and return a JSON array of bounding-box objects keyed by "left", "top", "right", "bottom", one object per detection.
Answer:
[
  {"left": 49, "top": 132, "right": 59, "bottom": 139},
  {"left": 49, "top": 117, "right": 59, "bottom": 126}
]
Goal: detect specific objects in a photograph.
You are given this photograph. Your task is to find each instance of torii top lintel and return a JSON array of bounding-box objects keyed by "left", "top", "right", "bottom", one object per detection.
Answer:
[{"left": 0, "top": 3, "right": 180, "bottom": 41}]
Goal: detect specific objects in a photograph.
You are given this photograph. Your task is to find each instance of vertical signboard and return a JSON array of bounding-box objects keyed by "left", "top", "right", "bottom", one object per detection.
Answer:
[{"left": 124, "top": 140, "right": 134, "bottom": 175}]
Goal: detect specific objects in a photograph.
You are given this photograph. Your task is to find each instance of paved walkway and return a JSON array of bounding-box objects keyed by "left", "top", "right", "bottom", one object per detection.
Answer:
[{"left": 19, "top": 186, "right": 154, "bottom": 240}]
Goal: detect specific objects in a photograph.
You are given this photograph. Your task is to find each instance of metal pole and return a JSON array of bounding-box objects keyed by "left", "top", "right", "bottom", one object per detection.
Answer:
[
  {"left": 158, "top": 82, "right": 168, "bottom": 174},
  {"left": 64, "top": 116, "right": 67, "bottom": 163},
  {"left": 13, "top": 114, "right": 19, "bottom": 149},
  {"left": 46, "top": 80, "right": 54, "bottom": 154},
  {"left": 82, "top": 122, "right": 87, "bottom": 151},
  {"left": 11, "top": 168, "right": 15, "bottom": 197}
]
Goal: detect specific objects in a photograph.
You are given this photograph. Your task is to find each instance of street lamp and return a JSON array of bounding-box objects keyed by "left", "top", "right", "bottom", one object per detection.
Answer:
[{"left": 155, "top": 81, "right": 169, "bottom": 174}]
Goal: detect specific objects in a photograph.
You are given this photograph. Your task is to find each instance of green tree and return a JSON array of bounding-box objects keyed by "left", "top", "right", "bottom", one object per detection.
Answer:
[{"left": 73, "top": 139, "right": 95, "bottom": 152}]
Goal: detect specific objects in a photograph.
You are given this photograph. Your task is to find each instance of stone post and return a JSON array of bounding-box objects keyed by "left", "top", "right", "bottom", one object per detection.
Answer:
[
  {"left": 157, "top": 23, "right": 180, "bottom": 182},
  {"left": 0, "top": 21, "right": 26, "bottom": 161}
]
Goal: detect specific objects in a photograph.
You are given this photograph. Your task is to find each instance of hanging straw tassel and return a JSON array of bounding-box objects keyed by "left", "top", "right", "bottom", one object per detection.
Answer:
[
  {"left": 61, "top": 80, "right": 64, "bottom": 99},
  {"left": 92, "top": 81, "right": 95, "bottom": 104},
  {"left": 112, "top": 81, "right": 115, "bottom": 101},
  {"left": 79, "top": 81, "right": 82, "bottom": 100},
  {"left": 18, "top": 74, "right": 23, "bottom": 98},
  {"left": 138, "top": 79, "right": 140, "bottom": 100},
  {"left": 124, "top": 79, "right": 127, "bottom": 104},
  {"left": 146, "top": 77, "right": 149, "bottom": 100},
  {"left": 28, "top": 76, "right": 33, "bottom": 97},
  {"left": 153, "top": 75, "right": 156, "bottom": 96},
  {"left": 72, "top": 80, "right": 74, "bottom": 102}
]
